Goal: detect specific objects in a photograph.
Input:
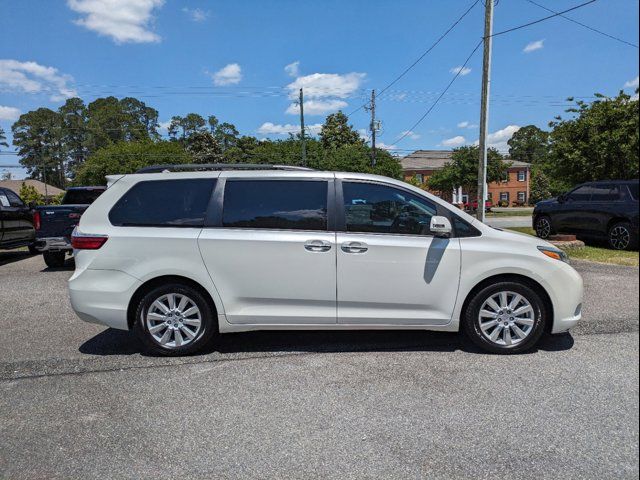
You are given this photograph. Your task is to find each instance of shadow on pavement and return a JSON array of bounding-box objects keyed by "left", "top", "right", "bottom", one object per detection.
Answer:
[
  {"left": 0, "top": 250, "right": 35, "bottom": 267},
  {"left": 79, "top": 327, "right": 574, "bottom": 357},
  {"left": 40, "top": 257, "right": 75, "bottom": 272}
]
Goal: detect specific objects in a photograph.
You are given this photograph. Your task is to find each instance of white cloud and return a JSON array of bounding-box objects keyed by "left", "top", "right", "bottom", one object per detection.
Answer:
[
  {"left": 400, "top": 130, "right": 420, "bottom": 140},
  {"left": 182, "top": 7, "right": 209, "bottom": 22},
  {"left": 457, "top": 121, "right": 478, "bottom": 129},
  {"left": 284, "top": 61, "right": 300, "bottom": 78},
  {"left": 0, "top": 105, "right": 21, "bottom": 121},
  {"left": 257, "top": 122, "right": 322, "bottom": 136},
  {"left": 209, "top": 63, "right": 242, "bottom": 86},
  {"left": 67, "top": 0, "right": 164, "bottom": 44},
  {"left": 523, "top": 39, "right": 544, "bottom": 53},
  {"left": 285, "top": 99, "right": 347, "bottom": 116},
  {"left": 441, "top": 136, "right": 466, "bottom": 147},
  {"left": 450, "top": 66, "right": 471, "bottom": 76},
  {"left": 624, "top": 76, "right": 639, "bottom": 89},
  {"left": 472, "top": 125, "right": 521, "bottom": 152},
  {"left": 157, "top": 120, "right": 171, "bottom": 134},
  {"left": 286, "top": 72, "right": 365, "bottom": 100},
  {"left": 0, "top": 59, "right": 77, "bottom": 101}
]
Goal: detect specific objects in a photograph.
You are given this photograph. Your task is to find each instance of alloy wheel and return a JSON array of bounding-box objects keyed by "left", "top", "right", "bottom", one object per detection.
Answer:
[
  {"left": 145, "top": 293, "right": 202, "bottom": 348},
  {"left": 536, "top": 217, "right": 551, "bottom": 238},
  {"left": 478, "top": 291, "right": 535, "bottom": 347},
  {"left": 610, "top": 226, "right": 630, "bottom": 250}
]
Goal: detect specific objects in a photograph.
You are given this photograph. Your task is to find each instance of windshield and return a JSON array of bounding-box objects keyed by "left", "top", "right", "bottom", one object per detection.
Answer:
[{"left": 62, "top": 188, "right": 104, "bottom": 205}]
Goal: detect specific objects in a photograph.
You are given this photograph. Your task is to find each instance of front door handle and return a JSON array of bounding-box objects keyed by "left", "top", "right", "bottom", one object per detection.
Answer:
[
  {"left": 341, "top": 241, "right": 368, "bottom": 254},
  {"left": 304, "top": 240, "right": 332, "bottom": 253}
]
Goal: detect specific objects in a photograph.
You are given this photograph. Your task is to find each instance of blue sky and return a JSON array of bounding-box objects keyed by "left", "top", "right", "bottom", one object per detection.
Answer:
[{"left": 1, "top": 0, "right": 638, "bottom": 178}]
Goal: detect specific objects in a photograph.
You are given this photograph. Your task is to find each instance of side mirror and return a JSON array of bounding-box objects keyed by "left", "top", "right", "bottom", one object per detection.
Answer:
[{"left": 430, "top": 216, "right": 452, "bottom": 238}]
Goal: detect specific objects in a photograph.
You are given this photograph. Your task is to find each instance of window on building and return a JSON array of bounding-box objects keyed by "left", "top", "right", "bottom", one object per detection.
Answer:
[
  {"left": 342, "top": 182, "right": 437, "bottom": 236},
  {"left": 517, "top": 170, "right": 526, "bottom": 182},
  {"left": 222, "top": 180, "right": 328, "bottom": 231},
  {"left": 109, "top": 179, "right": 216, "bottom": 227},
  {"left": 517, "top": 191, "right": 527, "bottom": 203},
  {"left": 500, "top": 192, "right": 510, "bottom": 202},
  {"left": 487, "top": 192, "right": 493, "bottom": 200},
  {"left": 415, "top": 173, "right": 424, "bottom": 184}
]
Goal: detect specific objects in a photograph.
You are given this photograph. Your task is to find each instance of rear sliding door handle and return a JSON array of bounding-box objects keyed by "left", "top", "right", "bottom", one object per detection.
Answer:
[
  {"left": 341, "top": 241, "right": 368, "bottom": 254},
  {"left": 304, "top": 240, "right": 332, "bottom": 253}
]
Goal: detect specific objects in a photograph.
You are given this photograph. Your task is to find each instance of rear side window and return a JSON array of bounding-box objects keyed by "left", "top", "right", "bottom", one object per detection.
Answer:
[
  {"left": 222, "top": 180, "right": 327, "bottom": 231},
  {"left": 590, "top": 184, "right": 622, "bottom": 202},
  {"left": 3, "top": 189, "right": 24, "bottom": 207},
  {"left": 63, "top": 188, "right": 104, "bottom": 205},
  {"left": 628, "top": 184, "right": 639, "bottom": 201},
  {"left": 109, "top": 179, "right": 215, "bottom": 227}
]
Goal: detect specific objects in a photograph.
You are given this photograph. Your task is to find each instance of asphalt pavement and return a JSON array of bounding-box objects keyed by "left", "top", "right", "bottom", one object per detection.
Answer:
[{"left": 1, "top": 252, "right": 638, "bottom": 479}]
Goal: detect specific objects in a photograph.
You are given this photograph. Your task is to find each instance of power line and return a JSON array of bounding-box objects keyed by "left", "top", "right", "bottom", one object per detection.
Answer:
[
  {"left": 490, "top": 0, "right": 598, "bottom": 38},
  {"left": 348, "top": 0, "right": 481, "bottom": 117},
  {"left": 391, "top": 39, "right": 484, "bottom": 147},
  {"left": 524, "top": 0, "right": 638, "bottom": 48}
]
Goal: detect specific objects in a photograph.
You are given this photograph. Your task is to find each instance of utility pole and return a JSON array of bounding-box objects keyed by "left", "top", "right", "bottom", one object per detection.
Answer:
[
  {"left": 370, "top": 89, "right": 376, "bottom": 167},
  {"left": 476, "top": 0, "right": 494, "bottom": 222},
  {"left": 299, "top": 88, "right": 306, "bottom": 166}
]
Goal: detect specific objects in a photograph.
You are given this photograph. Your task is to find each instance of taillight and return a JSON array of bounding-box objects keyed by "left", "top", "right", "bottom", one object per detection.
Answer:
[
  {"left": 71, "top": 232, "right": 108, "bottom": 250},
  {"left": 33, "top": 211, "right": 41, "bottom": 230}
]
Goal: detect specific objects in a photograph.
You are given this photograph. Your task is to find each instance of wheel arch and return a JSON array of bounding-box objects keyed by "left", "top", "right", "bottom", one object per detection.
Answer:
[
  {"left": 127, "top": 275, "right": 219, "bottom": 330},
  {"left": 460, "top": 273, "right": 555, "bottom": 333},
  {"left": 606, "top": 216, "right": 631, "bottom": 232}
]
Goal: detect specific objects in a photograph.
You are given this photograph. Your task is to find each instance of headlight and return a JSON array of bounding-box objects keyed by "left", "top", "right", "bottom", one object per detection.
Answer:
[{"left": 537, "top": 246, "right": 569, "bottom": 263}]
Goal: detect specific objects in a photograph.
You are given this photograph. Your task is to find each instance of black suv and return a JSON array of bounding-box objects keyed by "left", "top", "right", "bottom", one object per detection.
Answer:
[{"left": 533, "top": 180, "right": 639, "bottom": 250}]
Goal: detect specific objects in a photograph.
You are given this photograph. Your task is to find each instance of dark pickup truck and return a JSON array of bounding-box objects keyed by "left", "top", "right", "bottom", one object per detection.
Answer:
[
  {"left": 0, "top": 187, "right": 36, "bottom": 252},
  {"left": 35, "top": 186, "right": 106, "bottom": 267}
]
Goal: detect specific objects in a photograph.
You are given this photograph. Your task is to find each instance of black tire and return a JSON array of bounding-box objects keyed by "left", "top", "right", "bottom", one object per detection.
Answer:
[
  {"left": 462, "top": 281, "right": 547, "bottom": 354},
  {"left": 608, "top": 221, "right": 637, "bottom": 251},
  {"left": 134, "top": 283, "right": 216, "bottom": 356},
  {"left": 43, "top": 251, "right": 66, "bottom": 268},
  {"left": 534, "top": 215, "right": 553, "bottom": 239},
  {"left": 28, "top": 244, "right": 39, "bottom": 255}
]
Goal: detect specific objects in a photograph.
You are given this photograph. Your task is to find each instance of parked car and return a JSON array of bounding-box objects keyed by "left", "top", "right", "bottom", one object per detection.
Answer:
[
  {"left": 464, "top": 199, "right": 493, "bottom": 212},
  {"left": 69, "top": 164, "right": 583, "bottom": 356},
  {"left": 35, "top": 186, "right": 106, "bottom": 267},
  {"left": 533, "top": 180, "right": 639, "bottom": 250},
  {"left": 0, "top": 187, "right": 36, "bottom": 253}
]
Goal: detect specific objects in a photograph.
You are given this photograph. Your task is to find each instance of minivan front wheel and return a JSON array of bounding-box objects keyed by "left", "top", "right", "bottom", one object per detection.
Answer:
[
  {"left": 463, "top": 281, "right": 547, "bottom": 354},
  {"left": 134, "top": 283, "right": 216, "bottom": 356},
  {"left": 534, "top": 215, "right": 553, "bottom": 239}
]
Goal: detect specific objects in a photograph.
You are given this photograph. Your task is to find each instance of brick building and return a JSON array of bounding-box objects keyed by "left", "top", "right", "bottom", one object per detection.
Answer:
[{"left": 400, "top": 150, "right": 531, "bottom": 206}]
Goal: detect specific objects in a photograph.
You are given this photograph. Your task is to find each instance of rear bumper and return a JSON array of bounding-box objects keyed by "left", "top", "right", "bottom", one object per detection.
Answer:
[
  {"left": 36, "top": 236, "right": 71, "bottom": 252},
  {"left": 68, "top": 269, "right": 141, "bottom": 330}
]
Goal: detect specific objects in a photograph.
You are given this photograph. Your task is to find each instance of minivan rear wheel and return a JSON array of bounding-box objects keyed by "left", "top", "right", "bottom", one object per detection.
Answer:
[
  {"left": 462, "top": 281, "right": 547, "bottom": 354},
  {"left": 134, "top": 283, "right": 216, "bottom": 356},
  {"left": 608, "top": 221, "right": 636, "bottom": 251}
]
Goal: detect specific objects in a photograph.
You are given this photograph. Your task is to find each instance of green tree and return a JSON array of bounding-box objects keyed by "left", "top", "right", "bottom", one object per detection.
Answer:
[
  {"left": 12, "top": 108, "right": 66, "bottom": 188},
  {"left": 185, "top": 131, "right": 222, "bottom": 163},
  {"left": 547, "top": 91, "right": 639, "bottom": 190},
  {"left": 507, "top": 125, "right": 550, "bottom": 164},
  {"left": 19, "top": 182, "right": 45, "bottom": 205},
  {"left": 0, "top": 126, "right": 8, "bottom": 149},
  {"left": 168, "top": 113, "right": 207, "bottom": 140},
  {"left": 319, "top": 111, "right": 363, "bottom": 149},
  {"left": 58, "top": 98, "right": 88, "bottom": 177},
  {"left": 74, "top": 140, "right": 192, "bottom": 185},
  {"left": 427, "top": 146, "right": 508, "bottom": 195},
  {"left": 214, "top": 122, "right": 239, "bottom": 151},
  {"left": 529, "top": 166, "right": 553, "bottom": 204}
]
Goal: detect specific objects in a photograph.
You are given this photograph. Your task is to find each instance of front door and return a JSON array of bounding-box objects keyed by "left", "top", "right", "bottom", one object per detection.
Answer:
[
  {"left": 336, "top": 181, "right": 461, "bottom": 325},
  {"left": 198, "top": 178, "right": 337, "bottom": 325},
  {"left": 556, "top": 185, "right": 593, "bottom": 234}
]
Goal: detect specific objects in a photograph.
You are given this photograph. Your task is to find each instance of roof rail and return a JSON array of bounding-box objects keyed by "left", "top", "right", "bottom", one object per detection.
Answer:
[{"left": 135, "top": 163, "right": 314, "bottom": 174}]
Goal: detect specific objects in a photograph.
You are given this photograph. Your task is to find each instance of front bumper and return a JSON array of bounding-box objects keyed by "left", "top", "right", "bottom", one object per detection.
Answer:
[{"left": 36, "top": 236, "right": 71, "bottom": 252}]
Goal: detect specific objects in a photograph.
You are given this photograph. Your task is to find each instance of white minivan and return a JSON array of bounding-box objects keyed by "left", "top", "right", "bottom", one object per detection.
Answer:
[{"left": 69, "top": 165, "right": 583, "bottom": 355}]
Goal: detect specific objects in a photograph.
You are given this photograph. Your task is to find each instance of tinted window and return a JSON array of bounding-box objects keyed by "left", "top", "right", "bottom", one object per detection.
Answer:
[
  {"left": 63, "top": 188, "right": 104, "bottom": 205},
  {"left": 628, "top": 184, "right": 639, "bottom": 201},
  {"left": 3, "top": 189, "right": 24, "bottom": 207},
  {"left": 453, "top": 215, "right": 481, "bottom": 238},
  {"left": 343, "top": 182, "right": 437, "bottom": 235},
  {"left": 109, "top": 179, "right": 215, "bottom": 227},
  {"left": 590, "top": 184, "right": 622, "bottom": 202},
  {"left": 222, "top": 180, "right": 327, "bottom": 231},
  {"left": 568, "top": 185, "right": 593, "bottom": 201}
]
